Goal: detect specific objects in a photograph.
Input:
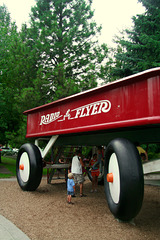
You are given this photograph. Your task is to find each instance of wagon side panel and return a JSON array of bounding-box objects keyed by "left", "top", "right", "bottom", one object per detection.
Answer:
[{"left": 25, "top": 72, "right": 160, "bottom": 138}]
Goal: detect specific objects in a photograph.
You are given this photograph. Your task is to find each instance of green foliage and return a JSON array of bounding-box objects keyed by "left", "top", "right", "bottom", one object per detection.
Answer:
[
  {"left": 27, "top": 0, "right": 108, "bottom": 100},
  {"left": 0, "top": 1, "right": 109, "bottom": 147},
  {"left": 0, "top": 5, "right": 21, "bottom": 145},
  {"left": 0, "top": 5, "right": 40, "bottom": 146},
  {"left": 147, "top": 143, "right": 160, "bottom": 154},
  {"left": 0, "top": 85, "right": 7, "bottom": 131},
  {"left": 108, "top": 0, "right": 160, "bottom": 80},
  {"left": 141, "top": 143, "right": 160, "bottom": 160}
]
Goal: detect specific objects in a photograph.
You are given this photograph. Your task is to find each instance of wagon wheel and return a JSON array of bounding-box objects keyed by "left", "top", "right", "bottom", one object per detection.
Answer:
[
  {"left": 104, "top": 138, "right": 144, "bottom": 221},
  {"left": 16, "top": 143, "right": 43, "bottom": 191}
]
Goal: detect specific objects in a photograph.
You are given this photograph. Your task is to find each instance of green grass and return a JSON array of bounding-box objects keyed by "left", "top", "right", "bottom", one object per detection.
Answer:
[
  {"left": 0, "top": 156, "right": 48, "bottom": 178},
  {"left": 0, "top": 156, "right": 16, "bottom": 178}
]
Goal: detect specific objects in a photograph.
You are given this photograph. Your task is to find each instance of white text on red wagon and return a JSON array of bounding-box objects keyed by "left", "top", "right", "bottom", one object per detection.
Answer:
[{"left": 40, "top": 100, "right": 111, "bottom": 125}]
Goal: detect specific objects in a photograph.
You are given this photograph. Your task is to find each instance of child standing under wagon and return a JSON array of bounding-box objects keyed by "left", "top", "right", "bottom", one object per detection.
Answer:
[{"left": 67, "top": 172, "right": 75, "bottom": 204}]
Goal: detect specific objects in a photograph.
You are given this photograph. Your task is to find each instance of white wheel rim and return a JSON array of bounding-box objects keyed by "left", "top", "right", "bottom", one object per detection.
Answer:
[
  {"left": 108, "top": 153, "right": 120, "bottom": 204},
  {"left": 19, "top": 152, "right": 30, "bottom": 182}
]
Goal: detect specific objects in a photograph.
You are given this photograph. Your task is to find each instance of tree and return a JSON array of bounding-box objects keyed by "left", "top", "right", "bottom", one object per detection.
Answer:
[
  {"left": 0, "top": 1, "right": 109, "bottom": 146},
  {"left": 108, "top": 0, "right": 160, "bottom": 80},
  {"left": 0, "top": 84, "right": 7, "bottom": 145},
  {"left": 0, "top": 5, "right": 20, "bottom": 145},
  {"left": 0, "top": 5, "right": 50, "bottom": 146},
  {"left": 27, "top": 0, "right": 108, "bottom": 100},
  {"left": 0, "top": 6, "right": 35, "bottom": 146}
]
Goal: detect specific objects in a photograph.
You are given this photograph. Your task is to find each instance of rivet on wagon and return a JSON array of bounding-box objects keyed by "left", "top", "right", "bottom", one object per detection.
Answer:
[
  {"left": 19, "top": 164, "right": 24, "bottom": 170},
  {"left": 107, "top": 173, "right": 113, "bottom": 182}
]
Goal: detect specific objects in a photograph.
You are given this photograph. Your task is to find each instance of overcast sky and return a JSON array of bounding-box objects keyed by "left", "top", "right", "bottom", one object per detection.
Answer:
[{"left": 1, "top": 0, "right": 145, "bottom": 46}]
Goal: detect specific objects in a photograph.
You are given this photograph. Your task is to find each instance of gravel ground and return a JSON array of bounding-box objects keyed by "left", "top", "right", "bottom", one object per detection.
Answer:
[{"left": 0, "top": 178, "right": 159, "bottom": 240}]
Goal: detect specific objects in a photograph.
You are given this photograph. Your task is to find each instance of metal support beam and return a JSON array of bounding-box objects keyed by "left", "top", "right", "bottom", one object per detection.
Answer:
[{"left": 35, "top": 135, "right": 59, "bottom": 159}]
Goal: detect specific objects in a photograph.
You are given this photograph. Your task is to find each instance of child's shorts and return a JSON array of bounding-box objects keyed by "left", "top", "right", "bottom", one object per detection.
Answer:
[
  {"left": 67, "top": 191, "right": 74, "bottom": 196},
  {"left": 91, "top": 171, "right": 99, "bottom": 177}
]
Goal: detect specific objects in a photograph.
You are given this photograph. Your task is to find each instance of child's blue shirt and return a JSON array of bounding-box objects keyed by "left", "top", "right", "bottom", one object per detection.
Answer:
[{"left": 67, "top": 178, "right": 75, "bottom": 192}]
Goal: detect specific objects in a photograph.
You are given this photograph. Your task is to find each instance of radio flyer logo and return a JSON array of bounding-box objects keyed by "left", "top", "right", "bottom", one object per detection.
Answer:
[{"left": 40, "top": 100, "right": 111, "bottom": 125}]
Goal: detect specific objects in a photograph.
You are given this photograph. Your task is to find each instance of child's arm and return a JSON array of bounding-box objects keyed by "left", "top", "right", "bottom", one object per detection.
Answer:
[
  {"left": 88, "top": 159, "right": 93, "bottom": 171},
  {"left": 92, "top": 160, "right": 99, "bottom": 169}
]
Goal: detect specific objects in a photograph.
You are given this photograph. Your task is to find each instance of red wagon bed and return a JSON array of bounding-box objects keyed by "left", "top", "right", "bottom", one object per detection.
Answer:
[{"left": 24, "top": 67, "right": 160, "bottom": 145}]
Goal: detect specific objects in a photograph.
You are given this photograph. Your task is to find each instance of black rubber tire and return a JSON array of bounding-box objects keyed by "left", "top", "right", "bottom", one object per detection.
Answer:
[
  {"left": 16, "top": 143, "right": 43, "bottom": 191},
  {"left": 104, "top": 138, "right": 144, "bottom": 221}
]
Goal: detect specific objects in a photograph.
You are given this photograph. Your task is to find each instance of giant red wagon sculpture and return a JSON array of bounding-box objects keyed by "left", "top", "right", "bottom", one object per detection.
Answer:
[{"left": 16, "top": 68, "right": 160, "bottom": 221}]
